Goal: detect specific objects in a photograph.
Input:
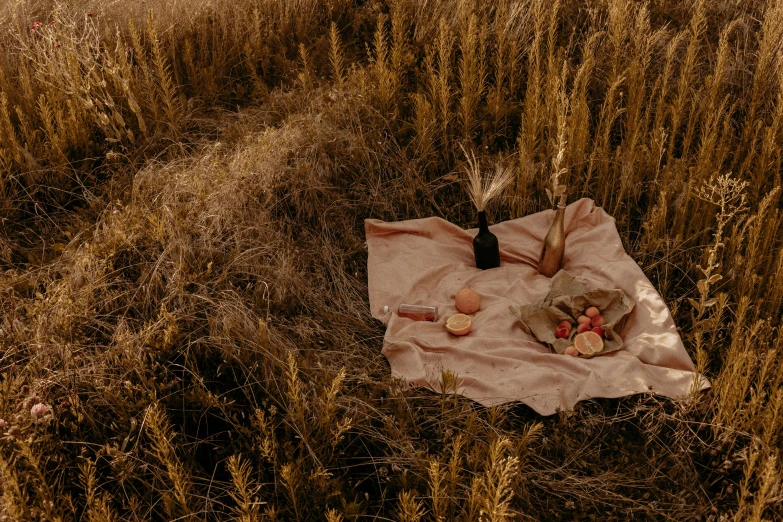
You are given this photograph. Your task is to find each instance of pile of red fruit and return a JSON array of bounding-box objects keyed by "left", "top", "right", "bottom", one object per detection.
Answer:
[{"left": 555, "top": 306, "right": 606, "bottom": 339}]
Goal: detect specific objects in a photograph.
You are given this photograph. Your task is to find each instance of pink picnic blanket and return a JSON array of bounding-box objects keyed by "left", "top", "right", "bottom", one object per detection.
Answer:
[{"left": 366, "top": 198, "right": 710, "bottom": 415}]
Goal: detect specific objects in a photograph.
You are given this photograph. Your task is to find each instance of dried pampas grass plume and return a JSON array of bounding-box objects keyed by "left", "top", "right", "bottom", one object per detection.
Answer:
[{"left": 461, "top": 145, "right": 515, "bottom": 212}]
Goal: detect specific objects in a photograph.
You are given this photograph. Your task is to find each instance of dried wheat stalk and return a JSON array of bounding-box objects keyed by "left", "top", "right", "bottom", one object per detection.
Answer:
[{"left": 461, "top": 145, "right": 515, "bottom": 212}]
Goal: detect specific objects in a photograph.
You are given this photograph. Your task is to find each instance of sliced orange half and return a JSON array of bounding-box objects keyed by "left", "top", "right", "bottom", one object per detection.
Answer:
[
  {"left": 574, "top": 331, "right": 604, "bottom": 355},
  {"left": 445, "top": 313, "right": 472, "bottom": 336}
]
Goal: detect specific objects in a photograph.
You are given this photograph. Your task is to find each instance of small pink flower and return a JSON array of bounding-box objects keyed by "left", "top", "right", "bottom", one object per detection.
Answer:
[
  {"left": 30, "top": 21, "right": 43, "bottom": 31},
  {"left": 49, "top": 21, "right": 55, "bottom": 26},
  {"left": 87, "top": 12, "right": 93, "bottom": 17},
  {"left": 30, "top": 403, "right": 48, "bottom": 417}
]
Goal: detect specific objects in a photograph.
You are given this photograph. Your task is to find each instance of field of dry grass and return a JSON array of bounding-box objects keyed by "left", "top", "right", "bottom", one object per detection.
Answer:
[{"left": 1, "top": 0, "right": 782, "bottom": 519}]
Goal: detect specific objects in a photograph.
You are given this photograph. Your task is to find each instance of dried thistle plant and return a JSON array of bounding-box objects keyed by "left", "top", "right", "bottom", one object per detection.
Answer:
[
  {"left": 461, "top": 145, "right": 515, "bottom": 212},
  {"left": 691, "top": 172, "right": 749, "bottom": 322}
]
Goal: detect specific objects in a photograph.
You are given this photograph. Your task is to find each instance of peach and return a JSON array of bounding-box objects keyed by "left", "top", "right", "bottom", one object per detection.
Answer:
[
  {"left": 577, "top": 322, "right": 592, "bottom": 334},
  {"left": 591, "top": 327, "right": 604, "bottom": 338},
  {"left": 577, "top": 315, "right": 591, "bottom": 325},
  {"left": 585, "top": 306, "right": 600, "bottom": 318},
  {"left": 558, "top": 320, "right": 572, "bottom": 332},
  {"left": 564, "top": 346, "right": 579, "bottom": 357},
  {"left": 591, "top": 315, "right": 606, "bottom": 327},
  {"left": 555, "top": 325, "right": 570, "bottom": 339}
]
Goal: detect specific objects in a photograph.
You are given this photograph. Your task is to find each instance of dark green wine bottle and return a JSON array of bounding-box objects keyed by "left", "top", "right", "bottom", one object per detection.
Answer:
[{"left": 473, "top": 211, "right": 500, "bottom": 269}]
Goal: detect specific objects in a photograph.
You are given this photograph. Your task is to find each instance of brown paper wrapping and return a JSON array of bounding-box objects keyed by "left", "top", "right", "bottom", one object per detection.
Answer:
[{"left": 512, "top": 270, "right": 635, "bottom": 356}]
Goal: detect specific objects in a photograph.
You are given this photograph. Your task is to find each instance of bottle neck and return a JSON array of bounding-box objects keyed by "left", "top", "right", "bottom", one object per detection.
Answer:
[
  {"left": 553, "top": 194, "right": 567, "bottom": 222},
  {"left": 477, "top": 211, "right": 489, "bottom": 233}
]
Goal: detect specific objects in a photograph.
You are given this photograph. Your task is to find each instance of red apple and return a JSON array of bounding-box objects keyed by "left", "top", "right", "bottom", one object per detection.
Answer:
[
  {"left": 555, "top": 325, "right": 570, "bottom": 339},
  {"left": 591, "top": 327, "right": 604, "bottom": 338}
]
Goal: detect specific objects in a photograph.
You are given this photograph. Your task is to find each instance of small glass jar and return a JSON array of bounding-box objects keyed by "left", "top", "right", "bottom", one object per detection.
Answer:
[{"left": 397, "top": 303, "right": 438, "bottom": 322}]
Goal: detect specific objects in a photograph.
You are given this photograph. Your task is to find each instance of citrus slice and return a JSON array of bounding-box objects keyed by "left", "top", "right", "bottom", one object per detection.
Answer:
[
  {"left": 574, "top": 331, "right": 604, "bottom": 355},
  {"left": 445, "top": 313, "right": 472, "bottom": 336}
]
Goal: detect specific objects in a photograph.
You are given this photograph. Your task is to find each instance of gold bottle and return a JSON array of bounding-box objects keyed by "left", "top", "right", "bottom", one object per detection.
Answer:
[{"left": 538, "top": 192, "right": 566, "bottom": 277}]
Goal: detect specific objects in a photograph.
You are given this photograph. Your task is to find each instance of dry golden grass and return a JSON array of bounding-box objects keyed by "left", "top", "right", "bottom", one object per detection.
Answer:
[{"left": 1, "top": 0, "right": 782, "bottom": 520}]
